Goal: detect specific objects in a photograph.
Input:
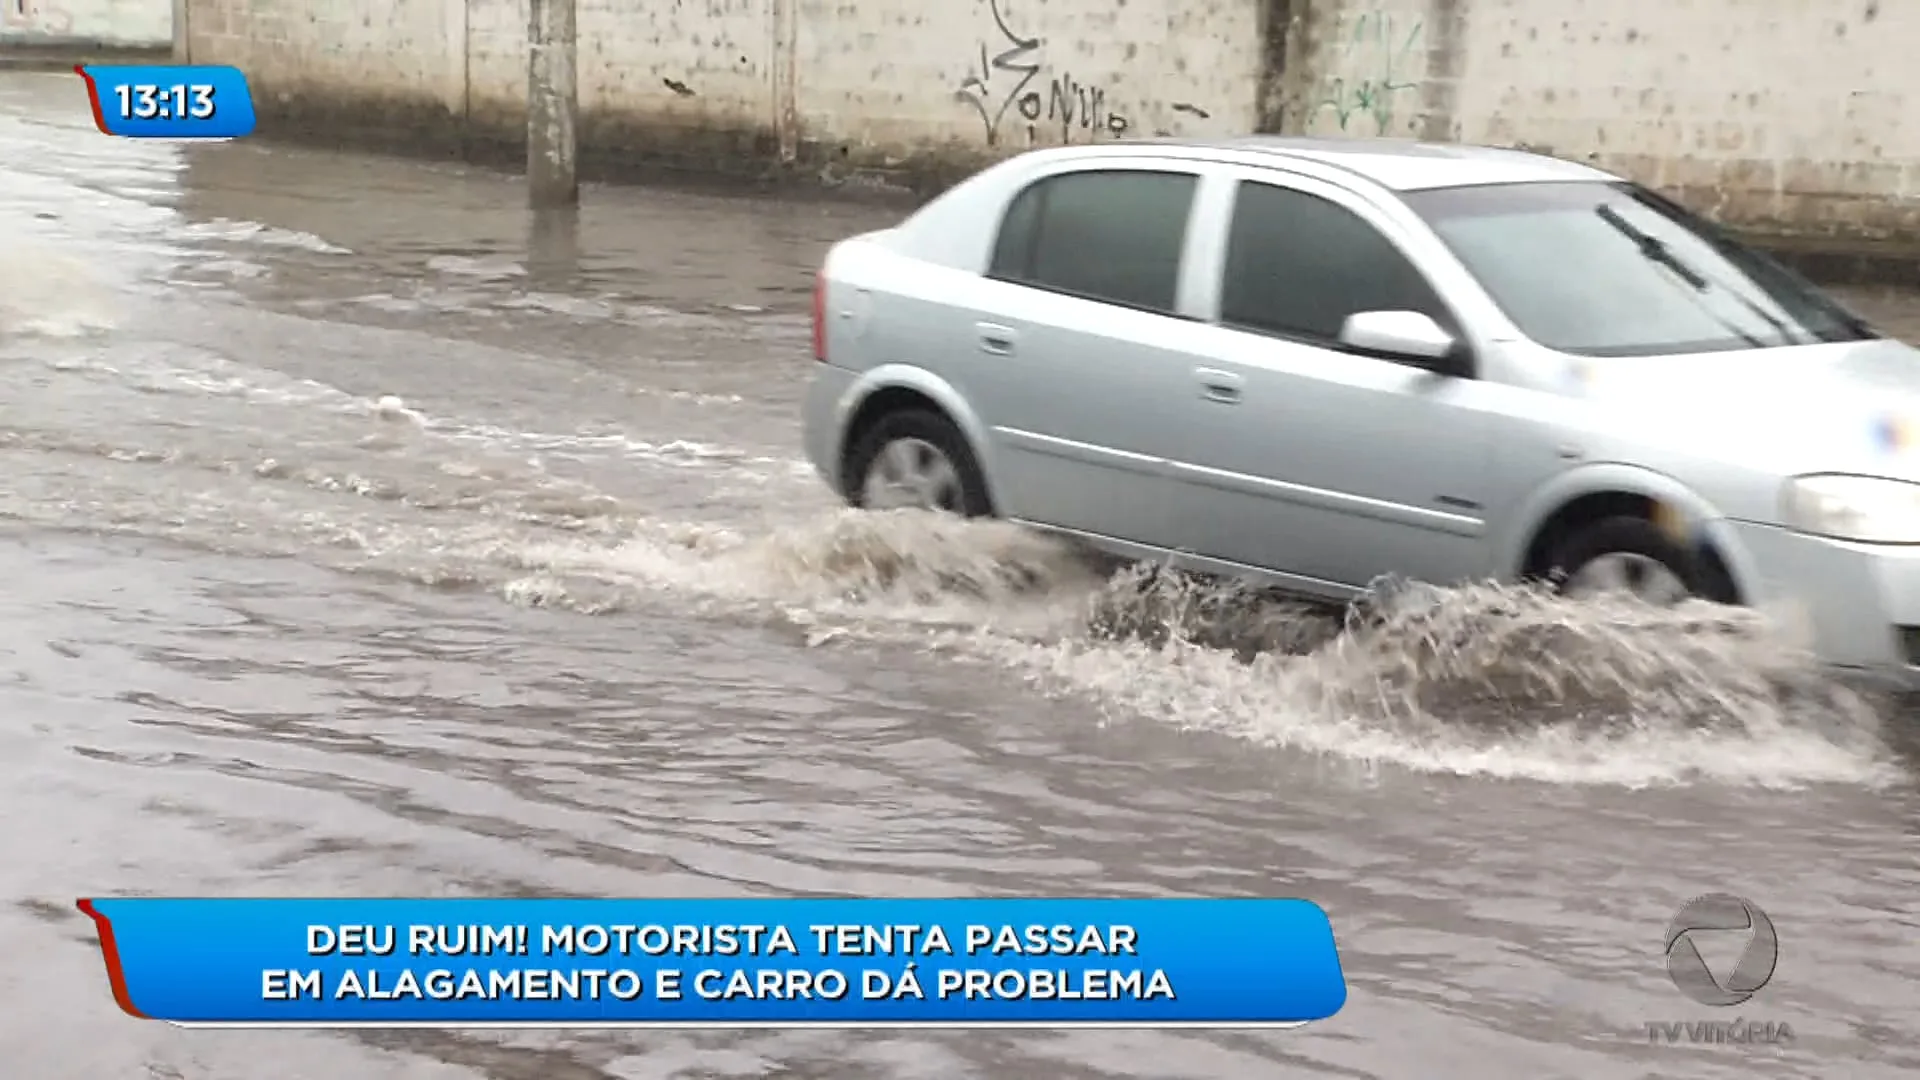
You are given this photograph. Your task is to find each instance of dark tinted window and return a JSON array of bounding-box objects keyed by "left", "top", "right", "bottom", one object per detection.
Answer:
[
  {"left": 989, "top": 170, "right": 1196, "bottom": 313},
  {"left": 1221, "top": 182, "right": 1447, "bottom": 341},
  {"left": 1401, "top": 181, "right": 1876, "bottom": 356},
  {"left": 990, "top": 181, "right": 1042, "bottom": 278}
]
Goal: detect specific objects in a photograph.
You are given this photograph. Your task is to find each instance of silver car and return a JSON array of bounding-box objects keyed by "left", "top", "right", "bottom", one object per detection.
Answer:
[{"left": 800, "top": 136, "right": 1920, "bottom": 674}]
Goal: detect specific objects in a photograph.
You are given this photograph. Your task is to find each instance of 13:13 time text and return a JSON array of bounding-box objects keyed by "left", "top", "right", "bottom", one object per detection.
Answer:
[{"left": 115, "top": 84, "right": 217, "bottom": 120}]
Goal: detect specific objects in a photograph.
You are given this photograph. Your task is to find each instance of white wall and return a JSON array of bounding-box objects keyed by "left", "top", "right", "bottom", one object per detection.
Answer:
[
  {"left": 181, "top": 0, "right": 1920, "bottom": 243},
  {"left": 789, "top": 0, "right": 1262, "bottom": 153},
  {"left": 1, "top": 0, "right": 171, "bottom": 46},
  {"left": 1295, "top": 0, "right": 1437, "bottom": 140},
  {"left": 182, "top": 0, "right": 462, "bottom": 126},
  {"left": 1296, "top": 0, "right": 1920, "bottom": 242},
  {"left": 1451, "top": 0, "right": 1920, "bottom": 241},
  {"left": 446, "top": 0, "right": 1261, "bottom": 165}
]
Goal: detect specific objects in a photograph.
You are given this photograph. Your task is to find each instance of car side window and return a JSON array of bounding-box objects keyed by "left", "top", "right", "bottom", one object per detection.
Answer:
[
  {"left": 989, "top": 169, "right": 1197, "bottom": 315},
  {"left": 1221, "top": 180, "right": 1448, "bottom": 342}
]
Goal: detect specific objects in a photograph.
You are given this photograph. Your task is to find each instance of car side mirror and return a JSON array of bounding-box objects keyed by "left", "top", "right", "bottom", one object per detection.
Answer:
[{"left": 1338, "top": 310, "right": 1467, "bottom": 374}]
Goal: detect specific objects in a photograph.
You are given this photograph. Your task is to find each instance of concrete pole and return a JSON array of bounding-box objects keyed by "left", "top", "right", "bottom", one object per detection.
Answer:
[
  {"left": 526, "top": 0, "right": 579, "bottom": 207},
  {"left": 171, "top": 0, "right": 190, "bottom": 62},
  {"left": 527, "top": 207, "right": 580, "bottom": 289}
]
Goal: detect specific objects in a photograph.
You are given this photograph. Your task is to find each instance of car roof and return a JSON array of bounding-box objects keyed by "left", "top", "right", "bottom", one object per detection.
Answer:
[{"left": 1045, "top": 135, "right": 1618, "bottom": 192}]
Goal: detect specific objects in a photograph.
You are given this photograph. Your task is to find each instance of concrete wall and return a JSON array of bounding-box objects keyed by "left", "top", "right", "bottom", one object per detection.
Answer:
[
  {"left": 1287, "top": 0, "right": 1920, "bottom": 248},
  {"left": 2, "top": 0, "right": 170, "bottom": 47},
  {"left": 180, "top": 0, "right": 1263, "bottom": 184},
  {"left": 179, "top": 0, "right": 1920, "bottom": 250}
]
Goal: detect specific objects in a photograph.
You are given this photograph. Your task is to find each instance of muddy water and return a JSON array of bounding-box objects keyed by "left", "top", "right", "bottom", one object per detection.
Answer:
[{"left": 1, "top": 70, "right": 1916, "bottom": 1079}]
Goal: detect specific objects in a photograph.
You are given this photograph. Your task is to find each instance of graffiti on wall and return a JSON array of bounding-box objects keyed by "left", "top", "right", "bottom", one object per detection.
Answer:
[
  {"left": 954, "top": 0, "right": 1132, "bottom": 148},
  {"left": 1, "top": 0, "right": 74, "bottom": 35},
  {"left": 1312, "top": 12, "right": 1423, "bottom": 135}
]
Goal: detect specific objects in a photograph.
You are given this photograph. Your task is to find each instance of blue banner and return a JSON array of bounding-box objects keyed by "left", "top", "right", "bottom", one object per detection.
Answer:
[
  {"left": 74, "top": 65, "right": 258, "bottom": 140},
  {"left": 78, "top": 898, "right": 1346, "bottom": 1027}
]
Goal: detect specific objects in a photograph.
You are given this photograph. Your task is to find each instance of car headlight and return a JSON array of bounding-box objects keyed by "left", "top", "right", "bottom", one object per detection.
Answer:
[{"left": 1781, "top": 474, "right": 1920, "bottom": 544}]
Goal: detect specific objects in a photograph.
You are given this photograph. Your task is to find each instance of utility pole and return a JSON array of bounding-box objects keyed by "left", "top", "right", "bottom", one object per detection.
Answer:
[
  {"left": 171, "top": 0, "right": 190, "bottom": 62},
  {"left": 526, "top": 0, "right": 578, "bottom": 207}
]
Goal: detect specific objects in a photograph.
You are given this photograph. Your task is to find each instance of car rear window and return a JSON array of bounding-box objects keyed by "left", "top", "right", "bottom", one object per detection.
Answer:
[{"left": 989, "top": 170, "right": 1197, "bottom": 314}]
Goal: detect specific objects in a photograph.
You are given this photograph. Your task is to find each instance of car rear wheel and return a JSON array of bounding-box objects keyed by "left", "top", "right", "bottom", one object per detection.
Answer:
[
  {"left": 845, "top": 410, "right": 993, "bottom": 517},
  {"left": 1549, "top": 515, "right": 1702, "bottom": 606}
]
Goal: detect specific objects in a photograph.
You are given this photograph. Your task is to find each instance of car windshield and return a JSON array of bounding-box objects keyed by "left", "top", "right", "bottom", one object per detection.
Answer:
[{"left": 1401, "top": 180, "right": 1877, "bottom": 357}]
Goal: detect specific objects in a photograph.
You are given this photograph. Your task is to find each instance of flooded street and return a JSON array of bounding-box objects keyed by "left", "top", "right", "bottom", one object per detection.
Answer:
[{"left": 1, "top": 69, "right": 1916, "bottom": 1079}]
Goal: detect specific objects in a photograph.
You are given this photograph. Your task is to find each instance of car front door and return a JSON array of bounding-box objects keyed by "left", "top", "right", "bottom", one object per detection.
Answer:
[
  {"left": 956, "top": 163, "right": 1211, "bottom": 551},
  {"left": 1164, "top": 171, "right": 1500, "bottom": 595}
]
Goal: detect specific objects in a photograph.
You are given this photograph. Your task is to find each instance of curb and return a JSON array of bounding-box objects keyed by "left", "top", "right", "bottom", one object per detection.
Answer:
[{"left": 0, "top": 46, "right": 171, "bottom": 71}]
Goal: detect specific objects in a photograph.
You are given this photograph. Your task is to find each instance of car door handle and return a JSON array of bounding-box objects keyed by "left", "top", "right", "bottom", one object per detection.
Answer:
[
  {"left": 976, "top": 323, "right": 1017, "bottom": 356},
  {"left": 1194, "top": 368, "right": 1244, "bottom": 403}
]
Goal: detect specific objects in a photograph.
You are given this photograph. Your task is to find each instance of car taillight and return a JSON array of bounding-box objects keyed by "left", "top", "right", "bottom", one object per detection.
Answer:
[{"left": 811, "top": 270, "right": 827, "bottom": 363}]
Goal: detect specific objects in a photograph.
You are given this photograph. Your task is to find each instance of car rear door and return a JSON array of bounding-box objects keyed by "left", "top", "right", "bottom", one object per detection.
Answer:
[
  {"left": 954, "top": 161, "right": 1213, "bottom": 550},
  {"left": 1163, "top": 168, "right": 1502, "bottom": 595}
]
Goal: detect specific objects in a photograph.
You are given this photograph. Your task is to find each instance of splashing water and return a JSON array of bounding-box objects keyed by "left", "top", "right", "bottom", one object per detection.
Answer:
[
  {"left": 1313, "top": 581, "right": 1847, "bottom": 735},
  {"left": 733, "top": 510, "right": 1099, "bottom": 606},
  {"left": 989, "top": 572, "right": 1892, "bottom": 788},
  {"left": 481, "top": 508, "right": 1898, "bottom": 789},
  {"left": 0, "top": 239, "right": 119, "bottom": 337},
  {"left": 56, "top": 381, "right": 1884, "bottom": 789}
]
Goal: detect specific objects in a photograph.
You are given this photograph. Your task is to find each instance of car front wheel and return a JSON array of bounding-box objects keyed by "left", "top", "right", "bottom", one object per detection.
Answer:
[{"left": 1550, "top": 515, "right": 1705, "bottom": 606}]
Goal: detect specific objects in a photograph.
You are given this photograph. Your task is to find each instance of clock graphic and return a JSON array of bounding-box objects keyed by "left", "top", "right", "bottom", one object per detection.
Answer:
[{"left": 74, "top": 64, "right": 257, "bottom": 139}]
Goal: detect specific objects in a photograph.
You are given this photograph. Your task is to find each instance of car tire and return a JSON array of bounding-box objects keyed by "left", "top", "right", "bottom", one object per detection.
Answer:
[
  {"left": 1547, "top": 514, "right": 1712, "bottom": 606},
  {"left": 843, "top": 409, "right": 994, "bottom": 518}
]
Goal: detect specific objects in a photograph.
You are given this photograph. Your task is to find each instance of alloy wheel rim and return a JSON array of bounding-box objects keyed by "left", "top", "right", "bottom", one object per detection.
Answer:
[
  {"left": 861, "top": 438, "right": 962, "bottom": 512},
  {"left": 1563, "top": 552, "right": 1690, "bottom": 605}
]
